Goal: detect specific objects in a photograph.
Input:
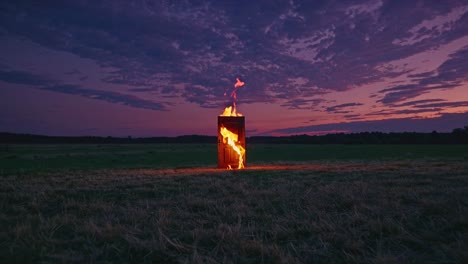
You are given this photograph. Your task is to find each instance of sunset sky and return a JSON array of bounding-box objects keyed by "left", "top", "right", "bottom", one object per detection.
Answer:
[{"left": 1, "top": 0, "right": 468, "bottom": 137}]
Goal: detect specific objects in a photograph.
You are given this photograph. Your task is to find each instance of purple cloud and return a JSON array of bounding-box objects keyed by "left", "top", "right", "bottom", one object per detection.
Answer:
[
  {"left": 1, "top": 0, "right": 468, "bottom": 136},
  {"left": 326, "top": 103, "right": 364, "bottom": 113},
  {"left": 0, "top": 69, "right": 170, "bottom": 111}
]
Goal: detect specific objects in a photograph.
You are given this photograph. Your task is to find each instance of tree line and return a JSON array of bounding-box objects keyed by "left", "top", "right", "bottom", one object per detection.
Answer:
[{"left": 0, "top": 127, "right": 467, "bottom": 144}]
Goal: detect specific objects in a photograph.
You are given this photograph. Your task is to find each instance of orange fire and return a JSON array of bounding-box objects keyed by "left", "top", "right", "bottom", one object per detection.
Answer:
[
  {"left": 219, "top": 78, "right": 246, "bottom": 169},
  {"left": 220, "top": 126, "right": 245, "bottom": 169},
  {"left": 221, "top": 77, "right": 245, "bottom": 116},
  {"left": 220, "top": 104, "right": 243, "bottom": 116}
]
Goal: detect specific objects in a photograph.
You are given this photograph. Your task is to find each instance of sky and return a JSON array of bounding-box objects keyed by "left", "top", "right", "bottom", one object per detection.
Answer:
[{"left": 1, "top": 0, "right": 468, "bottom": 137}]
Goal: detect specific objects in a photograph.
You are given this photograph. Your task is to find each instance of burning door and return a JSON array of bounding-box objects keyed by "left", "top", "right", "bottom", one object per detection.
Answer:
[{"left": 218, "top": 116, "right": 245, "bottom": 169}]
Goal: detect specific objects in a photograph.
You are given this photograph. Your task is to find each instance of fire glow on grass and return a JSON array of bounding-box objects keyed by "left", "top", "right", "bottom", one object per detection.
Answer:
[{"left": 218, "top": 78, "right": 246, "bottom": 169}]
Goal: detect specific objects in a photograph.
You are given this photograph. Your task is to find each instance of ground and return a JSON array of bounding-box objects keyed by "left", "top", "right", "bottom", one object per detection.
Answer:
[{"left": 0, "top": 144, "right": 467, "bottom": 263}]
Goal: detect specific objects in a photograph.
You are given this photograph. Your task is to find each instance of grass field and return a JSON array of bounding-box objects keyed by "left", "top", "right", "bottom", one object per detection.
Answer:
[
  {"left": 0, "top": 143, "right": 466, "bottom": 173},
  {"left": 0, "top": 144, "right": 467, "bottom": 263}
]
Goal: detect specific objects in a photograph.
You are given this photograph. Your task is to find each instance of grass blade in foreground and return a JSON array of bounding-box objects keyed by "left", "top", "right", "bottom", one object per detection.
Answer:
[{"left": 1, "top": 160, "right": 467, "bottom": 263}]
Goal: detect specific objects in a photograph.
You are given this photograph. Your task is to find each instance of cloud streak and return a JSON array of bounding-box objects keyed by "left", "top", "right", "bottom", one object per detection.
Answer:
[
  {"left": 326, "top": 103, "right": 364, "bottom": 113},
  {"left": 0, "top": 69, "right": 170, "bottom": 111},
  {"left": 266, "top": 112, "right": 468, "bottom": 135}
]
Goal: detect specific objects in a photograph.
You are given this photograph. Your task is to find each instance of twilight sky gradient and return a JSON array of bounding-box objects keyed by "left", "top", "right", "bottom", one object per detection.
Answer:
[{"left": 1, "top": 0, "right": 468, "bottom": 136}]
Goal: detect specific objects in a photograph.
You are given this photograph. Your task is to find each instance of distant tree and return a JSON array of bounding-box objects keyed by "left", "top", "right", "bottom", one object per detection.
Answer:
[{"left": 452, "top": 127, "right": 468, "bottom": 143}]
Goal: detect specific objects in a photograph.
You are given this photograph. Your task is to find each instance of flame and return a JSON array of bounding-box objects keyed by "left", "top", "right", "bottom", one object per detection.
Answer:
[
  {"left": 231, "top": 78, "right": 245, "bottom": 100},
  {"left": 219, "top": 78, "right": 246, "bottom": 169},
  {"left": 220, "top": 104, "right": 243, "bottom": 116},
  {"left": 220, "top": 78, "right": 245, "bottom": 116},
  {"left": 220, "top": 126, "right": 245, "bottom": 169},
  {"left": 234, "top": 77, "right": 245, "bottom": 88}
]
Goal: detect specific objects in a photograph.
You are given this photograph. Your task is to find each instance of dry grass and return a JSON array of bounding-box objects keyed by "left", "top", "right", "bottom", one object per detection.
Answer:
[{"left": 1, "top": 161, "right": 467, "bottom": 263}]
